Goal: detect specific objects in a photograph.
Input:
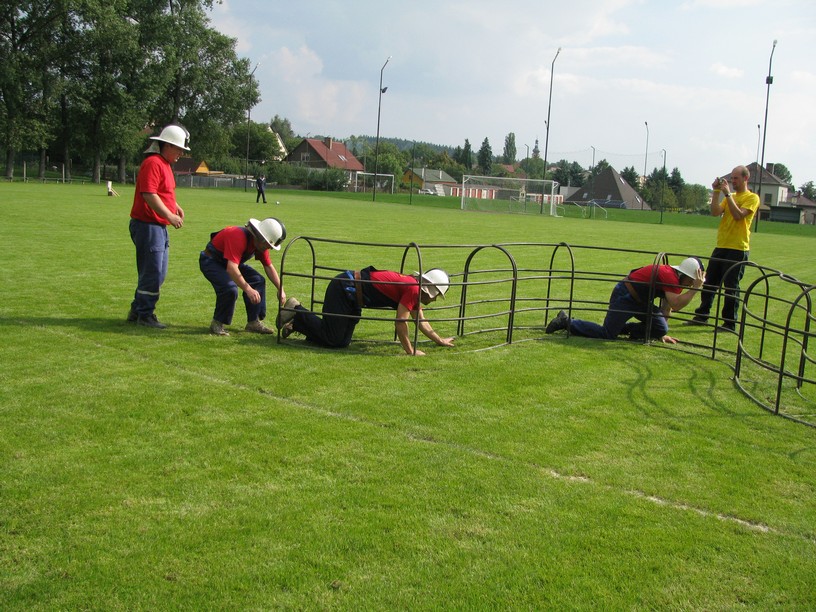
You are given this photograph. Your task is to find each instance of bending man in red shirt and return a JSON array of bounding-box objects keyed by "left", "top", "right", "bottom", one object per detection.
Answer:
[
  {"left": 546, "top": 257, "right": 705, "bottom": 344},
  {"left": 278, "top": 267, "right": 455, "bottom": 355},
  {"left": 200, "top": 218, "right": 287, "bottom": 336}
]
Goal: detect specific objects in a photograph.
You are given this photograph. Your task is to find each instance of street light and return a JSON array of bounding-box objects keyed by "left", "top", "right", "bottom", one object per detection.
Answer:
[
  {"left": 588, "top": 145, "right": 596, "bottom": 202},
  {"left": 642, "top": 121, "right": 649, "bottom": 209},
  {"left": 372, "top": 55, "right": 391, "bottom": 202},
  {"left": 542, "top": 47, "right": 561, "bottom": 214},
  {"left": 244, "top": 61, "right": 259, "bottom": 192},
  {"left": 660, "top": 149, "right": 666, "bottom": 224},
  {"left": 755, "top": 40, "right": 777, "bottom": 232},
  {"left": 524, "top": 144, "right": 530, "bottom": 159}
]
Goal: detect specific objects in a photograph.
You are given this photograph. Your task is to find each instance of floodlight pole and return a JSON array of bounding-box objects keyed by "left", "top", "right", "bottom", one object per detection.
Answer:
[
  {"left": 372, "top": 55, "right": 391, "bottom": 202},
  {"left": 755, "top": 40, "right": 777, "bottom": 233},
  {"left": 642, "top": 121, "right": 648, "bottom": 210},
  {"left": 541, "top": 47, "right": 560, "bottom": 214},
  {"left": 244, "top": 61, "right": 259, "bottom": 192},
  {"left": 660, "top": 149, "right": 666, "bottom": 224}
]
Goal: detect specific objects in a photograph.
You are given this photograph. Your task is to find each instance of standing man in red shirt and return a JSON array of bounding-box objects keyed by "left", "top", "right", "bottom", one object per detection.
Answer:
[
  {"left": 546, "top": 257, "right": 705, "bottom": 344},
  {"left": 127, "top": 123, "right": 190, "bottom": 328},
  {"left": 199, "top": 217, "right": 287, "bottom": 336}
]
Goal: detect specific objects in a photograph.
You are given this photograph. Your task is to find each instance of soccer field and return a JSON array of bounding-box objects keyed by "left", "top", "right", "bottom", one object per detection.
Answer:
[{"left": 1, "top": 182, "right": 815, "bottom": 609}]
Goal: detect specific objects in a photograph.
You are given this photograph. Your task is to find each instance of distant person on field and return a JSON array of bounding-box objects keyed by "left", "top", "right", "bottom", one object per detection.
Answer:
[
  {"left": 277, "top": 267, "right": 455, "bottom": 355},
  {"left": 256, "top": 174, "right": 267, "bottom": 203},
  {"left": 546, "top": 257, "right": 705, "bottom": 344},
  {"left": 686, "top": 165, "right": 760, "bottom": 332},
  {"left": 200, "top": 218, "right": 287, "bottom": 336},
  {"left": 127, "top": 123, "right": 190, "bottom": 329}
]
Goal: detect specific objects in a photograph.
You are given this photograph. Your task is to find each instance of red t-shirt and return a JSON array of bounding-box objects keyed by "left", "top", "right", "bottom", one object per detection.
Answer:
[
  {"left": 627, "top": 264, "right": 682, "bottom": 295},
  {"left": 130, "top": 154, "right": 178, "bottom": 224},
  {"left": 210, "top": 226, "right": 271, "bottom": 267},
  {"left": 370, "top": 270, "right": 420, "bottom": 311}
]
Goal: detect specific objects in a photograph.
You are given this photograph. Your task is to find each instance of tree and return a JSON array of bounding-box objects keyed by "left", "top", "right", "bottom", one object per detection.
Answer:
[
  {"left": 678, "top": 183, "right": 709, "bottom": 212},
  {"left": 552, "top": 159, "right": 586, "bottom": 188},
  {"left": 800, "top": 180, "right": 816, "bottom": 200},
  {"left": 620, "top": 166, "right": 639, "bottom": 187},
  {"left": 502, "top": 132, "right": 516, "bottom": 164},
  {"left": 0, "top": 0, "right": 66, "bottom": 179},
  {"left": 477, "top": 137, "right": 492, "bottom": 175},
  {"left": 455, "top": 139, "right": 473, "bottom": 170},
  {"left": 767, "top": 162, "right": 792, "bottom": 186},
  {"left": 668, "top": 167, "right": 685, "bottom": 197},
  {"left": 592, "top": 159, "right": 610, "bottom": 179}
]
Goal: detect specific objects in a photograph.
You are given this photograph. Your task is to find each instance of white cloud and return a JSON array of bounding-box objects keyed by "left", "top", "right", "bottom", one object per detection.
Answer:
[{"left": 709, "top": 63, "right": 744, "bottom": 78}]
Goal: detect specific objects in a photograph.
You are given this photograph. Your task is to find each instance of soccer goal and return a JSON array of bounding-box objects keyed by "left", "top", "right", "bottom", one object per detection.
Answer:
[
  {"left": 456, "top": 175, "right": 561, "bottom": 215},
  {"left": 353, "top": 171, "right": 395, "bottom": 194}
]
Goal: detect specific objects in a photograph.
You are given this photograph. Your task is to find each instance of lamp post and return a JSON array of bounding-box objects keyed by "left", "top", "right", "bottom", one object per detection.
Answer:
[
  {"left": 755, "top": 40, "right": 777, "bottom": 233},
  {"left": 524, "top": 144, "right": 530, "bottom": 159},
  {"left": 244, "top": 61, "right": 259, "bottom": 192},
  {"left": 588, "top": 145, "right": 596, "bottom": 204},
  {"left": 660, "top": 149, "right": 666, "bottom": 224},
  {"left": 642, "top": 121, "right": 648, "bottom": 209},
  {"left": 372, "top": 55, "right": 391, "bottom": 202},
  {"left": 542, "top": 47, "right": 561, "bottom": 214}
]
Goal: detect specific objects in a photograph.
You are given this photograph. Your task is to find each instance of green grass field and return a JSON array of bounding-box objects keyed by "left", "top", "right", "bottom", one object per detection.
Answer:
[{"left": 2, "top": 182, "right": 815, "bottom": 609}]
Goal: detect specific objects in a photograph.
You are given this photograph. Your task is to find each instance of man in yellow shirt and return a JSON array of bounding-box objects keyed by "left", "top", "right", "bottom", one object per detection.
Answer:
[{"left": 687, "top": 165, "right": 760, "bottom": 332}]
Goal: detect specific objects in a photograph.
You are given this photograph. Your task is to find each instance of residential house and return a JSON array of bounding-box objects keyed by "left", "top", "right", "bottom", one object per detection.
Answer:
[
  {"left": 285, "top": 137, "right": 364, "bottom": 175},
  {"left": 173, "top": 158, "right": 213, "bottom": 175},
  {"left": 743, "top": 162, "right": 791, "bottom": 219},
  {"left": 567, "top": 166, "right": 651, "bottom": 210},
  {"left": 784, "top": 191, "right": 816, "bottom": 225},
  {"left": 402, "top": 168, "right": 457, "bottom": 196}
]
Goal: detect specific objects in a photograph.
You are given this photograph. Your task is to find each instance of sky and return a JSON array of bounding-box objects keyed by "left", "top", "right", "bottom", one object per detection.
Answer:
[{"left": 206, "top": 0, "right": 816, "bottom": 188}]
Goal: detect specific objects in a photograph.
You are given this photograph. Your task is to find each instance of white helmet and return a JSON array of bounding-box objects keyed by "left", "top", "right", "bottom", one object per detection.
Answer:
[
  {"left": 420, "top": 268, "right": 450, "bottom": 299},
  {"left": 247, "top": 217, "right": 286, "bottom": 250},
  {"left": 149, "top": 124, "right": 190, "bottom": 151},
  {"left": 672, "top": 257, "right": 703, "bottom": 280}
]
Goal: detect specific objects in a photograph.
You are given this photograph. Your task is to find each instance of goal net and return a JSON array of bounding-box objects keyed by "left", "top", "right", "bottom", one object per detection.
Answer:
[
  {"left": 456, "top": 175, "right": 561, "bottom": 215},
  {"left": 352, "top": 171, "right": 395, "bottom": 194}
]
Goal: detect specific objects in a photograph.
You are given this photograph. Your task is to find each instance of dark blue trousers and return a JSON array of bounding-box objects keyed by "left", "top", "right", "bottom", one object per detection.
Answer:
[
  {"left": 569, "top": 282, "right": 669, "bottom": 340},
  {"left": 130, "top": 219, "right": 169, "bottom": 316},
  {"left": 694, "top": 247, "right": 749, "bottom": 324},
  {"left": 292, "top": 273, "right": 361, "bottom": 348},
  {"left": 199, "top": 253, "right": 267, "bottom": 325}
]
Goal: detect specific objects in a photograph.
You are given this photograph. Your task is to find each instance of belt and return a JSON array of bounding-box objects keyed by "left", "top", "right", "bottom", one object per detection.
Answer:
[
  {"left": 623, "top": 280, "right": 643, "bottom": 304},
  {"left": 353, "top": 270, "right": 364, "bottom": 308}
]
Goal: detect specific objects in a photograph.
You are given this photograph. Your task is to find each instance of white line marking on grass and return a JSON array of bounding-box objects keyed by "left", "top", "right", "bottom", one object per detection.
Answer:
[{"left": 32, "top": 323, "right": 812, "bottom": 546}]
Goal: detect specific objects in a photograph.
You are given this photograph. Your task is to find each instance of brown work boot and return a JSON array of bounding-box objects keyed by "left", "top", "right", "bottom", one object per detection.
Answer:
[
  {"left": 245, "top": 319, "right": 274, "bottom": 334},
  {"left": 209, "top": 319, "right": 229, "bottom": 336},
  {"left": 276, "top": 297, "right": 301, "bottom": 328}
]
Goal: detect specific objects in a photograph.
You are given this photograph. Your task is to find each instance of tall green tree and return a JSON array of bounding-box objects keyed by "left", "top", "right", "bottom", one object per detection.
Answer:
[
  {"left": 477, "top": 137, "right": 492, "bottom": 175},
  {"left": 0, "top": 0, "right": 67, "bottom": 179},
  {"left": 668, "top": 167, "right": 685, "bottom": 197},
  {"left": 552, "top": 159, "right": 586, "bottom": 188},
  {"left": 620, "top": 166, "right": 639, "bottom": 187},
  {"left": 799, "top": 180, "right": 815, "bottom": 200},
  {"left": 768, "top": 162, "right": 793, "bottom": 186},
  {"left": 456, "top": 139, "right": 473, "bottom": 170},
  {"left": 502, "top": 132, "right": 516, "bottom": 164}
]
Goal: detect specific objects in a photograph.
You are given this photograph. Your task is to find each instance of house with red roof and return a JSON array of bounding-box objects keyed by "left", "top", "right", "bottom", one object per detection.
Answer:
[{"left": 285, "top": 137, "right": 364, "bottom": 176}]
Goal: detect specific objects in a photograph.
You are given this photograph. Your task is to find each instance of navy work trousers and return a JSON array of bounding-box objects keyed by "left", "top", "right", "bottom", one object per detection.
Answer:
[
  {"left": 199, "top": 253, "right": 267, "bottom": 325},
  {"left": 130, "top": 219, "right": 169, "bottom": 317}
]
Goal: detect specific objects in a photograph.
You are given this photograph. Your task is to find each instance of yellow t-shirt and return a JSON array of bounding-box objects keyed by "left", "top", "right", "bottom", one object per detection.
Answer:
[{"left": 716, "top": 191, "right": 760, "bottom": 251}]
